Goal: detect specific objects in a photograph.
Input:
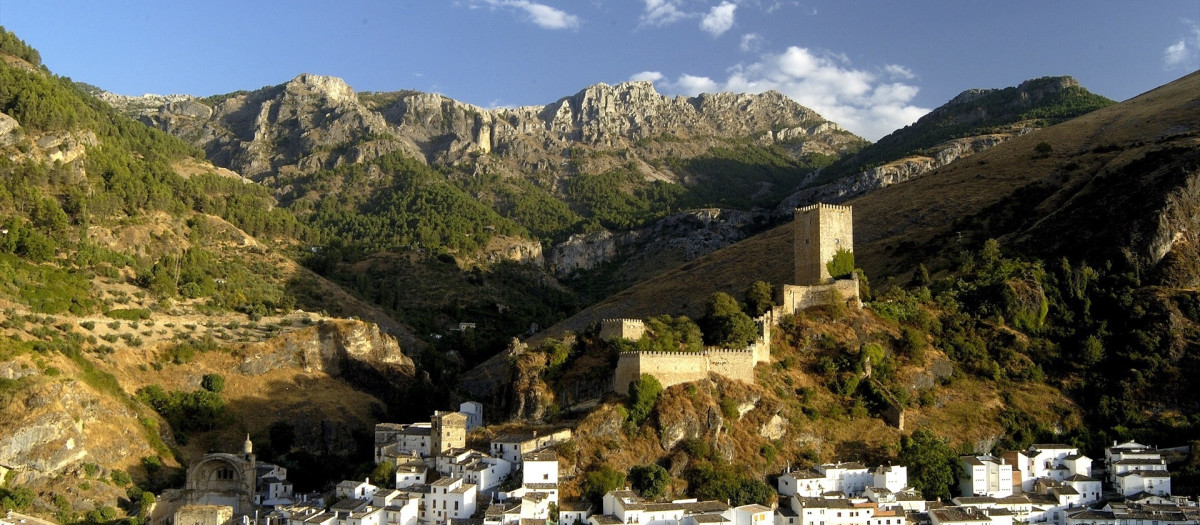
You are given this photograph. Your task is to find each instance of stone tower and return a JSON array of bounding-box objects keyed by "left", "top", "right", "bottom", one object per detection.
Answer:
[
  {"left": 430, "top": 411, "right": 467, "bottom": 455},
  {"left": 794, "top": 203, "right": 854, "bottom": 285}
]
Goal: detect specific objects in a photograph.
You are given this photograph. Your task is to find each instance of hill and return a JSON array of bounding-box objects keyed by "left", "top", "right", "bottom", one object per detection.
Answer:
[
  {"left": 0, "top": 27, "right": 424, "bottom": 521},
  {"left": 778, "top": 76, "right": 1115, "bottom": 210},
  {"left": 491, "top": 71, "right": 1200, "bottom": 454}
]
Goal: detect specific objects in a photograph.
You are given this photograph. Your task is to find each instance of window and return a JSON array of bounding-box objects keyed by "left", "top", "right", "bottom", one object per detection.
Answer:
[{"left": 544, "top": 474, "right": 550, "bottom": 480}]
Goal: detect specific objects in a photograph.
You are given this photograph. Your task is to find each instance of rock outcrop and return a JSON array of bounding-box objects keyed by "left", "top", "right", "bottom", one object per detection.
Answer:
[
  {"left": 779, "top": 134, "right": 1022, "bottom": 211},
  {"left": 0, "top": 355, "right": 156, "bottom": 487},
  {"left": 239, "top": 319, "right": 414, "bottom": 379}
]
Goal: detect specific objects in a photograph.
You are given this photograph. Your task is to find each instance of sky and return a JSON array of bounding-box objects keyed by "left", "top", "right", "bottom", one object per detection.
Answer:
[{"left": 1, "top": 1, "right": 1198, "bottom": 141}]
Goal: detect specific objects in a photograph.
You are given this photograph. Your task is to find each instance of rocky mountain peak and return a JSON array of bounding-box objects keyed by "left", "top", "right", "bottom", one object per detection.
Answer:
[{"left": 285, "top": 73, "right": 358, "bottom": 105}]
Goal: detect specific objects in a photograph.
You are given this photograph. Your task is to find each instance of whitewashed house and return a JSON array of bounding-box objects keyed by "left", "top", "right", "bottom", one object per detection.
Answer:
[
  {"left": 424, "top": 477, "right": 477, "bottom": 524},
  {"left": 959, "top": 456, "right": 1014, "bottom": 498}
]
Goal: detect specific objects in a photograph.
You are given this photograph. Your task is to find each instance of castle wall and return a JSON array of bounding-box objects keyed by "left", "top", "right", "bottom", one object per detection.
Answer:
[
  {"left": 614, "top": 349, "right": 757, "bottom": 395},
  {"left": 600, "top": 319, "right": 646, "bottom": 341},
  {"left": 794, "top": 203, "right": 854, "bottom": 286},
  {"left": 704, "top": 350, "right": 756, "bottom": 384},
  {"left": 779, "top": 276, "right": 861, "bottom": 314},
  {"left": 613, "top": 354, "right": 642, "bottom": 396}
]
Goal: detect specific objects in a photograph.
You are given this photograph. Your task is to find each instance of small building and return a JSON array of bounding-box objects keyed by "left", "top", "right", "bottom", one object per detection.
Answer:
[
  {"left": 959, "top": 456, "right": 1013, "bottom": 498},
  {"left": 490, "top": 429, "right": 571, "bottom": 464},
  {"left": 424, "top": 477, "right": 478, "bottom": 524}
]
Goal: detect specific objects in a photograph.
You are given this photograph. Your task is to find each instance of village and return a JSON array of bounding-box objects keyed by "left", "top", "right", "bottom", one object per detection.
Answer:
[{"left": 137, "top": 400, "right": 1198, "bottom": 525}]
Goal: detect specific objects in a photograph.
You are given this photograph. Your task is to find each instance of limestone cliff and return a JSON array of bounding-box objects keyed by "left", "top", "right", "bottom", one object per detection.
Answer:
[
  {"left": 239, "top": 319, "right": 415, "bottom": 379},
  {"left": 111, "top": 77, "right": 861, "bottom": 185},
  {"left": 778, "top": 133, "right": 1021, "bottom": 211}
]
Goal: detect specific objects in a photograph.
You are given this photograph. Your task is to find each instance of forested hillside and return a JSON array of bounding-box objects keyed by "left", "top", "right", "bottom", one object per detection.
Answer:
[{"left": 0, "top": 27, "right": 417, "bottom": 522}]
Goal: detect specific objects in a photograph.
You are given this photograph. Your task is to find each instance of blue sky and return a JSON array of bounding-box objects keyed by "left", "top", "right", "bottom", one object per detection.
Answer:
[{"left": 2, "top": 1, "right": 1198, "bottom": 140}]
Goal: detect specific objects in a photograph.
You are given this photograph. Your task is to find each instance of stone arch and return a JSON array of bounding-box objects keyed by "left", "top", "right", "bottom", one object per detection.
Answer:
[{"left": 185, "top": 454, "right": 253, "bottom": 514}]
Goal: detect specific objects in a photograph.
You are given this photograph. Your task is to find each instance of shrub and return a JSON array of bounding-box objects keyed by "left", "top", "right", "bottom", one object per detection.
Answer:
[
  {"left": 700, "top": 292, "right": 757, "bottom": 347},
  {"left": 110, "top": 469, "right": 132, "bottom": 486},
  {"left": 200, "top": 374, "right": 225, "bottom": 393},
  {"left": 627, "top": 374, "right": 663, "bottom": 427},
  {"left": 826, "top": 248, "right": 855, "bottom": 279},
  {"left": 106, "top": 308, "right": 150, "bottom": 321}
]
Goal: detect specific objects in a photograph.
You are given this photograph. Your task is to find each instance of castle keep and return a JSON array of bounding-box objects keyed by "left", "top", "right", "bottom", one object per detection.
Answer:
[
  {"left": 793, "top": 203, "right": 854, "bottom": 285},
  {"left": 609, "top": 203, "right": 861, "bottom": 395},
  {"left": 780, "top": 203, "right": 861, "bottom": 313}
]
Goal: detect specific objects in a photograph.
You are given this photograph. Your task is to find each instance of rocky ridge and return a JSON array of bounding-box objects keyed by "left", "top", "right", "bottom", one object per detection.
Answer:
[
  {"left": 778, "top": 132, "right": 1025, "bottom": 211},
  {"left": 111, "top": 76, "right": 862, "bottom": 184}
]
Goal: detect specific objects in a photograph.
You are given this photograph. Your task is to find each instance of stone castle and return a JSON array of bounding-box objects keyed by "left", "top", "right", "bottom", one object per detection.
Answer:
[
  {"left": 779, "top": 203, "right": 862, "bottom": 313},
  {"left": 608, "top": 204, "right": 860, "bottom": 395}
]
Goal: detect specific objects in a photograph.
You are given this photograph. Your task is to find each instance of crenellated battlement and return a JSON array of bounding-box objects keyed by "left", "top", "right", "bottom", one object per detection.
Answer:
[
  {"left": 796, "top": 202, "right": 853, "bottom": 213},
  {"left": 600, "top": 318, "right": 646, "bottom": 341}
]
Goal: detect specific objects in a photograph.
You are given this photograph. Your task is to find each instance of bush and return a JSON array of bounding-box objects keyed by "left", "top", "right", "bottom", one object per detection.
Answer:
[
  {"left": 582, "top": 465, "right": 625, "bottom": 507},
  {"left": 105, "top": 308, "right": 150, "bottom": 321},
  {"left": 826, "top": 248, "right": 855, "bottom": 279},
  {"left": 627, "top": 374, "right": 663, "bottom": 427},
  {"left": 700, "top": 292, "right": 757, "bottom": 347},
  {"left": 200, "top": 374, "right": 225, "bottom": 393},
  {"left": 110, "top": 469, "right": 132, "bottom": 486},
  {"left": 629, "top": 464, "right": 671, "bottom": 500}
]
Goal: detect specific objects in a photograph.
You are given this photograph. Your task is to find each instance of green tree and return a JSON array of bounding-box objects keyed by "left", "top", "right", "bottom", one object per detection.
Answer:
[
  {"left": 629, "top": 464, "right": 671, "bottom": 500},
  {"left": 582, "top": 465, "right": 626, "bottom": 507},
  {"left": 200, "top": 373, "right": 225, "bottom": 393},
  {"left": 744, "top": 281, "right": 775, "bottom": 317},
  {"left": 898, "top": 429, "right": 960, "bottom": 501},
  {"left": 699, "top": 292, "right": 757, "bottom": 347},
  {"left": 826, "top": 248, "right": 855, "bottom": 279},
  {"left": 627, "top": 374, "right": 664, "bottom": 427},
  {"left": 370, "top": 461, "right": 397, "bottom": 487},
  {"left": 686, "top": 463, "right": 773, "bottom": 506}
]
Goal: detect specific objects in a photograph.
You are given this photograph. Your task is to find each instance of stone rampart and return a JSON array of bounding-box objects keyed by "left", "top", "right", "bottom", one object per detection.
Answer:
[
  {"left": 599, "top": 319, "right": 646, "bottom": 341},
  {"left": 611, "top": 311, "right": 773, "bottom": 395},
  {"left": 614, "top": 349, "right": 757, "bottom": 395},
  {"left": 779, "top": 275, "right": 862, "bottom": 314}
]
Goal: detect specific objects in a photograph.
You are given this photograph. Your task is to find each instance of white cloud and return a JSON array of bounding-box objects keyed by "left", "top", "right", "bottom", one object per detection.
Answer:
[
  {"left": 884, "top": 64, "right": 915, "bottom": 80},
  {"left": 477, "top": 0, "right": 580, "bottom": 30},
  {"left": 700, "top": 2, "right": 737, "bottom": 37},
  {"left": 640, "top": 0, "right": 689, "bottom": 27},
  {"left": 1162, "top": 20, "right": 1200, "bottom": 70},
  {"left": 638, "top": 46, "right": 930, "bottom": 141},
  {"left": 674, "top": 74, "right": 722, "bottom": 94},
  {"left": 630, "top": 71, "right": 666, "bottom": 84},
  {"left": 740, "top": 33, "right": 763, "bottom": 52}
]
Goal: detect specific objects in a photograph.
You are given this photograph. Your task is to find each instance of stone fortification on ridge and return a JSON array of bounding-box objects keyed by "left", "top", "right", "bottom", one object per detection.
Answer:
[
  {"left": 781, "top": 203, "right": 861, "bottom": 313},
  {"left": 607, "top": 315, "right": 772, "bottom": 395},
  {"left": 607, "top": 202, "right": 861, "bottom": 395}
]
